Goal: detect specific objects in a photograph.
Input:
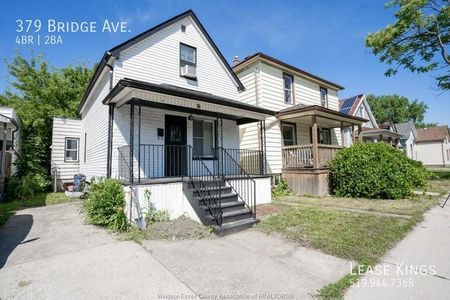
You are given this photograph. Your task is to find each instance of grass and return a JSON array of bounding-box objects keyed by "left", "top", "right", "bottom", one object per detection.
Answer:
[
  {"left": 260, "top": 177, "right": 450, "bottom": 299},
  {"left": 0, "top": 193, "right": 73, "bottom": 227}
]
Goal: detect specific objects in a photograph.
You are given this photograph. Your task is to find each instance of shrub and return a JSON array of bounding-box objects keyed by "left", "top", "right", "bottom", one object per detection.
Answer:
[
  {"left": 7, "top": 172, "right": 51, "bottom": 200},
  {"left": 272, "top": 178, "right": 294, "bottom": 196},
  {"left": 83, "top": 178, "right": 127, "bottom": 231},
  {"left": 330, "top": 143, "right": 427, "bottom": 199}
]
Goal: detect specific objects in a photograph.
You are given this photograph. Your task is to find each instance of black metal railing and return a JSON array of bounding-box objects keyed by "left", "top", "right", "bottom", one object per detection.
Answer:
[
  {"left": 189, "top": 146, "right": 223, "bottom": 226},
  {"left": 215, "top": 147, "right": 256, "bottom": 218},
  {"left": 220, "top": 148, "right": 264, "bottom": 175},
  {"left": 118, "top": 146, "right": 131, "bottom": 181}
]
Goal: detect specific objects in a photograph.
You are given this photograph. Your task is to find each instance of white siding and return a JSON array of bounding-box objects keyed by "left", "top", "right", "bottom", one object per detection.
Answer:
[
  {"left": 51, "top": 118, "right": 82, "bottom": 188},
  {"left": 417, "top": 141, "right": 449, "bottom": 166},
  {"left": 114, "top": 16, "right": 239, "bottom": 100},
  {"left": 111, "top": 105, "right": 239, "bottom": 179},
  {"left": 79, "top": 74, "right": 110, "bottom": 181},
  {"left": 236, "top": 61, "right": 343, "bottom": 174}
]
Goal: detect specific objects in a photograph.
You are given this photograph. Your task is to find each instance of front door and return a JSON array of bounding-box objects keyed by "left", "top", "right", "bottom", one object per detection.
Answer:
[{"left": 165, "top": 115, "right": 187, "bottom": 177}]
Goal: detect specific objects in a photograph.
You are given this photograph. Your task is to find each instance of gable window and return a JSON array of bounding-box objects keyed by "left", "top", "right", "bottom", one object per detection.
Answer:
[
  {"left": 193, "top": 119, "right": 214, "bottom": 157},
  {"left": 283, "top": 73, "right": 294, "bottom": 104},
  {"left": 320, "top": 87, "right": 328, "bottom": 107},
  {"left": 358, "top": 105, "right": 365, "bottom": 118},
  {"left": 180, "top": 43, "right": 197, "bottom": 79},
  {"left": 65, "top": 138, "right": 79, "bottom": 162},
  {"left": 282, "top": 123, "right": 296, "bottom": 146}
]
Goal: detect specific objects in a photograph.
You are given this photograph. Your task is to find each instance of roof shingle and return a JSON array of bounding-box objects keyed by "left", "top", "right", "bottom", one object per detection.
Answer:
[{"left": 416, "top": 126, "right": 449, "bottom": 142}]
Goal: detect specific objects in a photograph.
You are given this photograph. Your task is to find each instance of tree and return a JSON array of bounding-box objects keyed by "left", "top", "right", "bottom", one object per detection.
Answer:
[
  {"left": 366, "top": 94, "right": 429, "bottom": 125},
  {"left": 0, "top": 52, "right": 93, "bottom": 178},
  {"left": 366, "top": 0, "right": 450, "bottom": 90}
]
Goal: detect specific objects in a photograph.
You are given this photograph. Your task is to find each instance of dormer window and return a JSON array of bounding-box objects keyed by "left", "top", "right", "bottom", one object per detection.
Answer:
[
  {"left": 283, "top": 73, "right": 294, "bottom": 104},
  {"left": 180, "top": 43, "right": 197, "bottom": 80}
]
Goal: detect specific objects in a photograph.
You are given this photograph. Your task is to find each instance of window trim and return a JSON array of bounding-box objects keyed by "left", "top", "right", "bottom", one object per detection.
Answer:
[
  {"left": 64, "top": 137, "right": 79, "bottom": 163},
  {"left": 281, "top": 122, "right": 297, "bottom": 146},
  {"left": 320, "top": 86, "right": 328, "bottom": 108},
  {"left": 192, "top": 118, "right": 216, "bottom": 159},
  {"left": 283, "top": 72, "right": 295, "bottom": 104}
]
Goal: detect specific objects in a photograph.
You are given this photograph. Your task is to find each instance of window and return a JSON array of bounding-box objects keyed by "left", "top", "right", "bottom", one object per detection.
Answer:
[
  {"left": 65, "top": 138, "right": 79, "bottom": 162},
  {"left": 283, "top": 73, "right": 294, "bottom": 104},
  {"left": 84, "top": 133, "right": 87, "bottom": 163},
  {"left": 358, "top": 105, "right": 365, "bottom": 118},
  {"left": 193, "top": 119, "right": 214, "bottom": 157},
  {"left": 320, "top": 87, "right": 328, "bottom": 107},
  {"left": 282, "top": 124, "right": 296, "bottom": 146},
  {"left": 320, "top": 128, "right": 331, "bottom": 145},
  {"left": 180, "top": 43, "right": 196, "bottom": 66}
]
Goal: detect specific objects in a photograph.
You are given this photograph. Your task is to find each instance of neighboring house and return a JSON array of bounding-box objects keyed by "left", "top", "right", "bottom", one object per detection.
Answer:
[
  {"left": 338, "top": 94, "right": 401, "bottom": 146},
  {"left": 0, "top": 106, "right": 21, "bottom": 193},
  {"left": 395, "top": 121, "right": 418, "bottom": 160},
  {"left": 51, "top": 10, "right": 273, "bottom": 233},
  {"left": 416, "top": 125, "right": 450, "bottom": 167},
  {"left": 233, "top": 53, "right": 367, "bottom": 195}
]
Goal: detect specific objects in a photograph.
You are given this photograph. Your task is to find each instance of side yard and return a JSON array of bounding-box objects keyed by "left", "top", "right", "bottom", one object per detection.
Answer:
[{"left": 257, "top": 170, "right": 450, "bottom": 299}]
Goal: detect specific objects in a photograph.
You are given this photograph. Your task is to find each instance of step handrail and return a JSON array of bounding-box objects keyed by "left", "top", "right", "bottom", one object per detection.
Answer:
[
  {"left": 215, "top": 147, "right": 256, "bottom": 218},
  {"left": 188, "top": 145, "right": 223, "bottom": 226}
]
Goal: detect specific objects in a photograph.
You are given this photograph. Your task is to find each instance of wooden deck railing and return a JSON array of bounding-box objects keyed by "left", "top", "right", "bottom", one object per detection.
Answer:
[{"left": 282, "top": 144, "right": 342, "bottom": 169}]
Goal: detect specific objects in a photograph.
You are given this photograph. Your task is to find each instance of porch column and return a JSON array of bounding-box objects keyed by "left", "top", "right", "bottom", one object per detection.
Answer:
[
  {"left": 106, "top": 104, "right": 114, "bottom": 178},
  {"left": 259, "top": 120, "right": 266, "bottom": 175},
  {"left": 129, "top": 101, "right": 134, "bottom": 184},
  {"left": 340, "top": 121, "right": 344, "bottom": 147},
  {"left": 312, "top": 116, "right": 319, "bottom": 169},
  {"left": 137, "top": 102, "right": 141, "bottom": 183},
  {"left": 351, "top": 125, "right": 355, "bottom": 144},
  {"left": 0, "top": 122, "right": 6, "bottom": 192},
  {"left": 358, "top": 124, "right": 363, "bottom": 142}
]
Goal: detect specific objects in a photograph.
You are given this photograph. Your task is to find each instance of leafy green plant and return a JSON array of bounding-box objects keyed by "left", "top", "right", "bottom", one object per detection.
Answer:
[
  {"left": 143, "top": 188, "right": 170, "bottom": 225},
  {"left": 330, "top": 143, "right": 427, "bottom": 199},
  {"left": 83, "top": 178, "right": 127, "bottom": 231},
  {"left": 7, "top": 171, "right": 51, "bottom": 200},
  {"left": 272, "top": 178, "right": 294, "bottom": 196}
]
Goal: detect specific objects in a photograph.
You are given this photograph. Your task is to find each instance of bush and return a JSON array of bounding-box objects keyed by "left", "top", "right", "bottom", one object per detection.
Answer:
[
  {"left": 272, "top": 178, "right": 294, "bottom": 196},
  {"left": 7, "top": 172, "right": 51, "bottom": 200},
  {"left": 83, "top": 178, "right": 127, "bottom": 231},
  {"left": 330, "top": 143, "right": 427, "bottom": 199}
]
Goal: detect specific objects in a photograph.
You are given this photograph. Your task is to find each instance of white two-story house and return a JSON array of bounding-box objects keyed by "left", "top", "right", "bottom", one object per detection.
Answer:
[
  {"left": 233, "top": 53, "right": 366, "bottom": 195},
  {"left": 51, "top": 10, "right": 273, "bottom": 234}
]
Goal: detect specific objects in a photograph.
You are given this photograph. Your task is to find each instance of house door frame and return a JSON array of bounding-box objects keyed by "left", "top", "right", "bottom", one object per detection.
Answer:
[{"left": 164, "top": 114, "right": 187, "bottom": 177}]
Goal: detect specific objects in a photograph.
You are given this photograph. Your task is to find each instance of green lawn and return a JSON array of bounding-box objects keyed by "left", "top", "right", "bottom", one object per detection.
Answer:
[
  {"left": 0, "top": 193, "right": 73, "bottom": 227},
  {"left": 258, "top": 177, "right": 449, "bottom": 299}
]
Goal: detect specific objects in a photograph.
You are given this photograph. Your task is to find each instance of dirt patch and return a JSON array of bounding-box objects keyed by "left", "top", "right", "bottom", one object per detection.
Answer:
[
  {"left": 257, "top": 204, "right": 286, "bottom": 218},
  {"left": 146, "top": 216, "right": 215, "bottom": 240}
]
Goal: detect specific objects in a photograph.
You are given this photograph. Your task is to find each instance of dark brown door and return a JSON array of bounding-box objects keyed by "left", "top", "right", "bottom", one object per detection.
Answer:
[{"left": 165, "top": 115, "right": 187, "bottom": 177}]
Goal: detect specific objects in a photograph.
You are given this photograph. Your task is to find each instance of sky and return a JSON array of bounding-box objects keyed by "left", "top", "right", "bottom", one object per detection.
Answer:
[{"left": 1, "top": 0, "right": 448, "bottom": 125}]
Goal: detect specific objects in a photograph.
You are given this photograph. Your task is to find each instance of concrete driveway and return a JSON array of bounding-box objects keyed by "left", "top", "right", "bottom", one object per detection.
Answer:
[
  {"left": 346, "top": 202, "right": 450, "bottom": 299},
  {"left": 0, "top": 202, "right": 352, "bottom": 299}
]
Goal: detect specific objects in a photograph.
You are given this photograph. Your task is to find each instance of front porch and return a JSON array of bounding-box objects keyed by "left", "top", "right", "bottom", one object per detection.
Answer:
[
  {"left": 104, "top": 79, "right": 274, "bottom": 232},
  {"left": 276, "top": 104, "right": 367, "bottom": 195}
]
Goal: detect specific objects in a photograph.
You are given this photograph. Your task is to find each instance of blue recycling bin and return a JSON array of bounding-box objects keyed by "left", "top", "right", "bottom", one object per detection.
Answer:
[{"left": 73, "top": 174, "right": 86, "bottom": 192}]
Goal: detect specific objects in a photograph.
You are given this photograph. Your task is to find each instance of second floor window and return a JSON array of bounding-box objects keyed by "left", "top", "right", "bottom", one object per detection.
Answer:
[
  {"left": 283, "top": 73, "right": 294, "bottom": 104},
  {"left": 320, "top": 87, "right": 328, "bottom": 107},
  {"left": 180, "top": 43, "right": 197, "bottom": 79}
]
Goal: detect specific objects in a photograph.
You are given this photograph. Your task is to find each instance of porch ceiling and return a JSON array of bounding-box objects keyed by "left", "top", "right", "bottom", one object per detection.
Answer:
[
  {"left": 276, "top": 105, "right": 367, "bottom": 128},
  {"left": 103, "top": 78, "right": 275, "bottom": 124}
]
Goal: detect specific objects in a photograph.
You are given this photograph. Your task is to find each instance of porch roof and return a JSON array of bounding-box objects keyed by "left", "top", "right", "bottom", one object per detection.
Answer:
[
  {"left": 103, "top": 78, "right": 275, "bottom": 124},
  {"left": 275, "top": 104, "right": 367, "bottom": 128},
  {"left": 361, "top": 128, "right": 402, "bottom": 139}
]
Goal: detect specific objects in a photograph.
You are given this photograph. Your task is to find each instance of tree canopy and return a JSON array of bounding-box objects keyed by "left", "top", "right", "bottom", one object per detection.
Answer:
[
  {"left": 0, "top": 52, "right": 93, "bottom": 177},
  {"left": 366, "top": 94, "right": 429, "bottom": 125},
  {"left": 366, "top": 0, "right": 450, "bottom": 90}
]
